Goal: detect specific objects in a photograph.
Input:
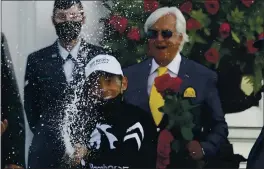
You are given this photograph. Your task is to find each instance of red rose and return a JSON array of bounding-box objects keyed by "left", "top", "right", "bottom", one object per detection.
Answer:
[
  {"left": 219, "top": 22, "right": 231, "bottom": 39},
  {"left": 180, "top": 1, "right": 192, "bottom": 14},
  {"left": 109, "top": 15, "right": 128, "bottom": 33},
  {"left": 204, "top": 0, "right": 220, "bottom": 15},
  {"left": 155, "top": 74, "right": 171, "bottom": 94},
  {"left": 247, "top": 40, "right": 258, "bottom": 54},
  {"left": 156, "top": 129, "right": 174, "bottom": 169},
  {"left": 144, "top": 0, "right": 159, "bottom": 12},
  {"left": 241, "top": 0, "right": 255, "bottom": 7},
  {"left": 186, "top": 18, "right": 201, "bottom": 31},
  {"left": 205, "top": 48, "right": 220, "bottom": 64},
  {"left": 154, "top": 74, "right": 183, "bottom": 95},
  {"left": 167, "top": 77, "right": 183, "bottom": 93},
  {"left": 127, "top": 28, "right": 140, "bottom": 41},
  {"left": 258, "top": 32, "right": 264, "bottom": 39}
]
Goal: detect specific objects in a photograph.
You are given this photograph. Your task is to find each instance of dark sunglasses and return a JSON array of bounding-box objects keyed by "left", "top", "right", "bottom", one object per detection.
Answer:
[{"left": 147, "top": 29, "right": 174, "bottom": 39}]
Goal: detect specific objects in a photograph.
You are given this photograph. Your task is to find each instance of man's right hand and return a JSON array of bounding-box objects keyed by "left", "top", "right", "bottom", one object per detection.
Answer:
[
  {"left": 4, "top": 164, "right": 23, "bottom": 169},
  {"left": 63, "top": 143, "right": 89, "bottom": 166},
  {"left": 72, "top": 143, "right": 89, "bottom": 165},
  {"left": 1, "top": 119, "right": 8, "bottom": 135}
]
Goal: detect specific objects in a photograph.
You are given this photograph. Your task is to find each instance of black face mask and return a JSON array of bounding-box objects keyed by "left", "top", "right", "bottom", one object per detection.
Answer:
[
  {"left": 98, "top": 93, "right": 124, "bottom": 117},
  {"left": 102, "top": 94, "right": 123, "bottom": 107},
  {"left": 54, "top": 21, "right": 82, "bottom": 42}
]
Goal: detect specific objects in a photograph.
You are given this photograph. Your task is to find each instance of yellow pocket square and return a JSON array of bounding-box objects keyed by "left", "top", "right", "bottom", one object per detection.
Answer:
[{"left": 184, "top": 87, "right": 196, "bottom": 98}]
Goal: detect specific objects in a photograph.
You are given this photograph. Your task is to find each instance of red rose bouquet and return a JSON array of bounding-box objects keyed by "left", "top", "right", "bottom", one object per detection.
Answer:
[{"left": 155, "top": 74, "right": 199, "bottom": 169}]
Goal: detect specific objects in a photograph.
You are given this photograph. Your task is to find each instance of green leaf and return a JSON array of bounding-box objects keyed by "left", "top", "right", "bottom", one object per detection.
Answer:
[
  {"left": 182, "top": 111, "right": 193, "bottom": 124},
  {"left": 136, "top": 45, "right": 146, "bottom": 55},
  {"left": 171, "top": 140, "right": 181, "bottom": 153},
  {"left": 204, "top": 28, "right": 211, "bottom": 36},
  {"left": 194, "top": 34, "right": 207, "bottom": 44},
  {"left": 139, "top": 27, "right": 145, "bottom": 39},
  {"left": 220, "top": 48, "right": 232, "bottom": 57},
  {"left": 231, "top": 31, "right": 240, "bottom": 43},
  {"left": 181, "top": 100, "right": 198, "bottom": 113},
  {"left": 165, "top": 94, "right": 173, "bottom": 100},
  {"left": 211, "top": 42, "right": 221, "bottom": 50},
  {"left": 167, "top": 118, "right": 175, "bottom": 130},
  {"left": 181, "top": 126, "right": 193, "bottom": 141},
  {"left": 190, "top": 9, "right": 210, "bottom": 27},
  {"left": 226, "top": 14, "right": 232, "bottom": 22},
  {"left": 256, "top": 26, "right": 263, "bottom": 34},
  {"left": 256, "top": 16, "right": 264, "bottom": 25},
  {"left": 248, "top": 18, "right": 254, "bottom": 27},
  {"left": 240, "top": 75, "right": 254, "bottom": 96},
  {"left": 245, "top": 32, "right": 255, "bottom": 40},
  {"left": 163, "top": 102, "right": 177, "bottom": 116},
  {"left": 230, "top": 7, "right": 244, "bottom": 24}
]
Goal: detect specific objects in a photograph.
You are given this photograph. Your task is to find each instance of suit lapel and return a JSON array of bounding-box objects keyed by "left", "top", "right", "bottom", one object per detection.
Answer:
[
  {"left": 136, "top": 58, "right": 152, "bottom": 113},
  {"left": 178, "top": 56, "right": 191, "bottom": 94},
  {"left": 78, "top": 39, "right": 89, "bottom": 63},
  {"left": 49, "top": 41, "right": 67, "bottom": 84},
  {"left": 50, "top": 39, "right": 87, "bottom": 84}
]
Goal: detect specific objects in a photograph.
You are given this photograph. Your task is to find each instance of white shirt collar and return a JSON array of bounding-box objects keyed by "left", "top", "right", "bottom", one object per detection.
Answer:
[
  {"left": 57, "top": 40, "right": 81, "bottom": 60},
  {"left": 150, "top": 52, "right": 182, "bottom": 75}
]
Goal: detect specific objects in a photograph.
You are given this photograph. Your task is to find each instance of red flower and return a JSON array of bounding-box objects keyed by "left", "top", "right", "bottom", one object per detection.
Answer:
[
  {"left": 241, "top": 0, "right": 255, "bottom": 7},
  {"left": 186, "top": 18, "right": 201, "bottom": 31},
  {"left": 180, "top": 1, "right": 192, "bottom": 14},
  {"left": 247, "top": 40, "right": 258, "bottom": 54},
  {"left": 258, "top": 32, "right": 264, "bottom": 40},
  {"left": 109, "top": 15, "right": 128, "bottom": 33},
  {"left": 154, "top": 74, "right": 183, "bottom": 95},
  {"left": 204, "top": 0, "right": 220, "bottom": 15},
  {"left": 127, "top": 27, "right": 140, "bottom": 41},
  {"left": 219, "top": 22, "right": 231, "bottom": 39},
  {"left": 205, "top": 48, "right": 220, "bottom": 64},
  {"left": 156, "top": 129, "right": 174, "bottom": 169},
  {"left": 144, "top": 0, "right": 159, "bottom": 12}
]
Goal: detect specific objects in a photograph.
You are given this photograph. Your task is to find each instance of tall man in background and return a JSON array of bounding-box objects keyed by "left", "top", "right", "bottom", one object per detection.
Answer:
[
  {"left": 123, "top": 7, "right": 230, "bottom": 168},
  {"left": 25, "top": 0, "right": 111, "bottom": 168}
]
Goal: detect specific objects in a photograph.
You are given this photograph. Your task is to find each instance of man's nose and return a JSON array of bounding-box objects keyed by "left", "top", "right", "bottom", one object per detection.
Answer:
[{"left": 157, "top": 33, "right": 164, "bottom": 41}]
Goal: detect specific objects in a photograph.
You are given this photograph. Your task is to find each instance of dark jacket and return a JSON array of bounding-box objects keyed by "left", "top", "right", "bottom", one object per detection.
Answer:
[
  {"left": 123, "top": 56, "right": 245, "bottom": 168},
  {"left": 24, "top": 40, "right": 112, "bottom": 133},
  {"left": 1, "top": 32, "right": 25, "bottom": 168},
  {"left": 247, "top": 126, "right": 264, "bottom": 169},
  {"left": 28, "top": 99, "right": 157, "bottom": 169},
  {"left": 123, "top": 56, "right": 228, "bottom": 157},
  {"left": 81, "top": 100, "right": 157, "bottom": 169}
]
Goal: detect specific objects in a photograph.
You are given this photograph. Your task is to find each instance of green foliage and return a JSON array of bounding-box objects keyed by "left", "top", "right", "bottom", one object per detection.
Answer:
[
  {"left": 190, "top": 9, "right": 211, "bottom": 28},
  {"left": 160, "top": 91, "right": 198, "bottom": 152},
  {"left": 100, "top": 0, "right": 264, "bottom": 93},
  {"left": 228, "top": 7, "right": 244, "bottom": 24}
]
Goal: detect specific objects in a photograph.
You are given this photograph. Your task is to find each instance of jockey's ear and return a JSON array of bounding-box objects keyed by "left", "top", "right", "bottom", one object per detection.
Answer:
[{"left": 121, "top": 76, "right": 128, "bottom": 92}]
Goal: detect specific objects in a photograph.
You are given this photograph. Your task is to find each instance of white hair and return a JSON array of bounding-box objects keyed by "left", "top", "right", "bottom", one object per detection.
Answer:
[{"left": 144, "top": 7, "right": 189, "bottom": 51}]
